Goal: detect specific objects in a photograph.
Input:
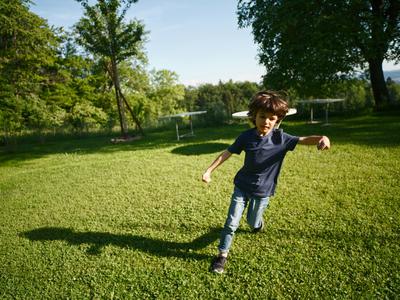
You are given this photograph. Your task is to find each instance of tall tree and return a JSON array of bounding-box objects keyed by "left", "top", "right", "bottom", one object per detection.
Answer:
[
  {"left": 237, "top": 0, "right": 400, "bottom": 109},
  {"left": 0, "top": 0, "right": 59, "bottom": 139},
  {"left": 75, "top": 0, "right": 146, "bottom": 137}
]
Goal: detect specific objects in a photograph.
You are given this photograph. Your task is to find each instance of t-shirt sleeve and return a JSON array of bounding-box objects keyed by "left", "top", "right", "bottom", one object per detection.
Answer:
[
  {"left": 283, "top": 132, "right": 299, "bottom": 151},
  {"left": 227, "top": 133, "right": 245, "bottom": 154}
]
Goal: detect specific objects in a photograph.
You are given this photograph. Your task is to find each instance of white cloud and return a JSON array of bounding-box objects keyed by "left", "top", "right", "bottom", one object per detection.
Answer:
[{"left": 383, "top": 60, "right": 399, "bottom": 70}]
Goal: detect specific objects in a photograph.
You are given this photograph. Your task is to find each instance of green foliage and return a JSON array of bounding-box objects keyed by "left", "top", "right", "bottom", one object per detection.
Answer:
[
  {"left": 69, "top": 101, "right": 108, "bottom": 131},
  {"left": 0, "top": 0, "right": 60, "bottom": 135},
  {"left": 74, "top": 0, "right": 147, "bottom": 135},
  {"left": 189, "top": 81, "right": 260, "bottom": 125},
  {"left": 292, "top": 79, "right": 374, "bottom": 113},
  {"left": 197, "top": 84, "right": 227, "bottom": 124},
  {"left": 148, "top": 69, "right": 185, "bottom": 116},
  {"left": 40, "top": 37, "right": 113, "bottom": 132},
  {"left": 1, "top": 0, "right": 397, "bottom": 143},
  {"left": 340, "top": 80, "right": 373, "bottom": 111},
  {"left": 183, "top": 86, "right": 199, "bottom": 111},
  {"left": 0, "top": 93, "right": 24, "bottom": 140},
  {"left": 237, "top": 0, "right": 400, "bottom": 107},
  {"left": 23, "top": 95, "right": 54, "bottom": 130},
  {"left": 75, "top": 0, "right": 145, "bottom": 63},
  {"left": 117, "top": 65, "right": 187, "bottom": 127},
  {"left": 1, "top": 113, "right": 399, "bottom": 298},
  {"left": 387, "top": 78, "right": 400, "bottom": 103}
]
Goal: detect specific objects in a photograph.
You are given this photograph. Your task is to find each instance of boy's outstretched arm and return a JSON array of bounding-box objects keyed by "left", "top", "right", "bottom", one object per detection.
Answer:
[
  {"left": 202, "top": 150, "right": 232, "bottom": 183},
  {"left": 298, "top": 135, "right": 330, "bottom": 150}
]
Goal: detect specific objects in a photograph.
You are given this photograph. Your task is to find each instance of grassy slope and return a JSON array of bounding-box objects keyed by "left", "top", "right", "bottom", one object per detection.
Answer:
[{"left": 1, "top": 113, "right": 399, "bottom": 299}]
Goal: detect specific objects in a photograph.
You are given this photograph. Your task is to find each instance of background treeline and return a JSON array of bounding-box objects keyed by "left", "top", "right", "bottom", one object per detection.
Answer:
[{"left": 1, "top": 1, "right": 400, "bottom": 144}]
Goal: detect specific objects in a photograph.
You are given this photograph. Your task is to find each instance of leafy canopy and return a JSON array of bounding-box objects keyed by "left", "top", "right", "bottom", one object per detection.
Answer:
[
  {"left": 237, "top": 0, "right": 400, "bottom": 97},
  {"left": 75, "top": 0, "right": 145, "bottom": 63}
]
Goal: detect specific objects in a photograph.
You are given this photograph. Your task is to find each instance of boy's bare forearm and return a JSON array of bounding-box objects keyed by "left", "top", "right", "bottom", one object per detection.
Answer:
[
  {"left": 202, "top": 150, "right": 232, "bottom": 183},
  {"left": 205, "top": 150, "right": 232, "bottom": 173},
  {"left": 298, "top": 135, "right": 330, "bottom": 150}
]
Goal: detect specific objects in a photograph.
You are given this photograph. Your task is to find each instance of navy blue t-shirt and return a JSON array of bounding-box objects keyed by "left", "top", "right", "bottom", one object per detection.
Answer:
[{"left": 227, "top": 128, "right": 299, "bottom": 197}]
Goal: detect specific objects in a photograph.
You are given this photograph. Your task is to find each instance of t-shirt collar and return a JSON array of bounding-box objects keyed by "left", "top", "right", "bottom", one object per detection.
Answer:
[{"left": 253, "top": 127, "right": 274, "bottom": 139}]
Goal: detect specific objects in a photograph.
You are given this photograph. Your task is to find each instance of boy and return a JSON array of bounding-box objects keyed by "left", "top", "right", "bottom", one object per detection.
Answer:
[{"left": 202, "top": 90, "right": 330, "bottom": 274}]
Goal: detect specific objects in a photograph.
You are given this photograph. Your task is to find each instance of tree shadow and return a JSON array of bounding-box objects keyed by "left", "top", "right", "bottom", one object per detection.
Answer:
[
  {"left": 21, "top": 226, "right": 222, "bottom": 260},
  {"left": 0, "top": 125, "right": 245, "bottom": 166},
  {"left": 284, "top": 112, "right": 400, "bottom": 148},
  {"left": 2, "top": 111, "right": 400, "bottom": 166},
  {"left": 171, "top": 142, "right": 230, "bottom": 156}
]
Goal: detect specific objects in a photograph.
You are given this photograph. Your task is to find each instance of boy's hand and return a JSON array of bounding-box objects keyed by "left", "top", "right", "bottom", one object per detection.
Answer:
[
  {"left": 202, "top": 171, "right": 211, "bottom": 184},
  {"left": 317, "top": 136, "right": 330, "bottom": 150}
]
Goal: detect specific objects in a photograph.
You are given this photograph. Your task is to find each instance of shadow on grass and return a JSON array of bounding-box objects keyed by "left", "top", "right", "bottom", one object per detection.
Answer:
[
  {"left": 171, "top": 142, "right": 230, "bottom": 156},
  {"left": 284, "top": 112, "right": 400, "bottom": 148},
  {"left": 2, "top": 112, "right": 400, "bottom": 166},
  {"left": 22, "top": 226, "right": 222, "bottom": 261},
  {"left": 0, "top": 124, "right": 245, "bottom": 166}
]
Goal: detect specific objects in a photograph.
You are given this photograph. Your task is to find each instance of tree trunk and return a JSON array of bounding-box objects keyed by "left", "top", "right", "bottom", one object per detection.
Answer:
[
  {"left": 117, "top": 87, "right": 144, "bottom": 135},
  {"left": 106, "top": 60, "right": 143, "bottom": 136},
  {"left": 114, "top": 84, "right": 127, "bottom": 137},
  {"left": 368, "top": 58, "right": 390, "bottom": 110},
  {"left": 368, "top": 1, "right": 391, "bottom": 110},
  {"left": 110, "top": 59, "right": 129, "bottom": 138}
]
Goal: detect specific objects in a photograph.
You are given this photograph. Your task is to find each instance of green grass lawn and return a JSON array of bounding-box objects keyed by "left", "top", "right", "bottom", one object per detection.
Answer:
[{"left": 1, "top": 112, "right": 400, "bottom": 299}]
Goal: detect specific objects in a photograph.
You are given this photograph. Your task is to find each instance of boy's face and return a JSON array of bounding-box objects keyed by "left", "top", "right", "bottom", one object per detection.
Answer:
[{"left": 255, "top": 110, "right": 279, "bottom": 136}]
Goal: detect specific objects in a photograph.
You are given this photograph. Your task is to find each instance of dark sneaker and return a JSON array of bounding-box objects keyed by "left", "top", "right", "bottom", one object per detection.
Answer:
[
  {"left": 211, "top": 256, "right": 227, "bottom": 274},
  {"left": 252, "top": 220, "right": 264, "bottom": 233}
]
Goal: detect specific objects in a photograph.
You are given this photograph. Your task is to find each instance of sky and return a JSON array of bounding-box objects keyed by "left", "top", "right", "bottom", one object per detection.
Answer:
[{"left": 30, "top": 0, "right": 399, "bottom": 86}]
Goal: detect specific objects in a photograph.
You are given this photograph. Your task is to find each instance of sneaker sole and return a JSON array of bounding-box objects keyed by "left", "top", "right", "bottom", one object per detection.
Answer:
[{"left": 212, "top": 268, "right": 224, "bottom": 274}]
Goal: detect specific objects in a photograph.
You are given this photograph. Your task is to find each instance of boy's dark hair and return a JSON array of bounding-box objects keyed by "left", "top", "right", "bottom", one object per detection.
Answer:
[{"left": 248, "top": 90, "right": 289, "bottom": 125}]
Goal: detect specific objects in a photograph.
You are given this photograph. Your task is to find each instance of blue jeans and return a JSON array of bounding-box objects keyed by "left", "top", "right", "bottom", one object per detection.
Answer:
[{"left": 218, "top": 186, "right": 270, "bottom": 253}]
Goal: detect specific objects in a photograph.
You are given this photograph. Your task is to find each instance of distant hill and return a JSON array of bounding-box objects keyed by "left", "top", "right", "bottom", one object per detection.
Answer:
[{"left": 384, "top": 69, "right": 400, "bottom": 82}]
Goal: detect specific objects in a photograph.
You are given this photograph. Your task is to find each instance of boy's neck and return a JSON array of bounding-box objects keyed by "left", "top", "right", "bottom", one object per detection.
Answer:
[{"left": 256, "top": 127, "right": 273, "bottom": 137}]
